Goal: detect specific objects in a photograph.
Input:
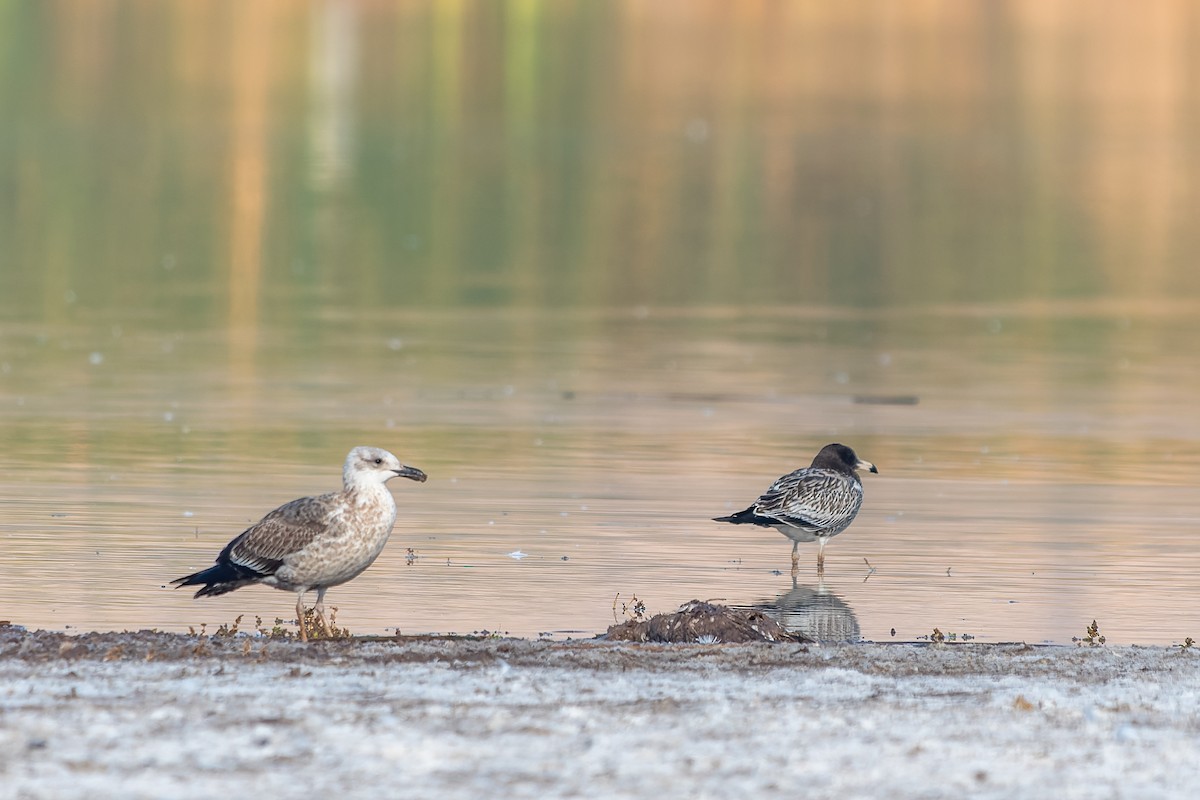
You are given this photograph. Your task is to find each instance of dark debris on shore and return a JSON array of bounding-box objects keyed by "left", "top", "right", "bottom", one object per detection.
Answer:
[
  {"left": 605, "top": 599, "right": 809, "bottom": 644},
  {"left": 2, "top": 620, "right": 1196, "bottom": 679}
]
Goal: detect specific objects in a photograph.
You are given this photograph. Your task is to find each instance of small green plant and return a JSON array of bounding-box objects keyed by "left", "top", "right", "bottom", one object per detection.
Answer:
[
  {"left": 1074, "top": 619, "right": 1106, "bottom": 646},
  {"left": 253, "top": 615, "right": 296, "bottom": 639}
]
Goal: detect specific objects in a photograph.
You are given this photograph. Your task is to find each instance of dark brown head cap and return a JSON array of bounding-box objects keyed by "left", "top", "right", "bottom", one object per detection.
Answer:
[{"left": 812, "top": 443, "right": 878, "bottom": 475}]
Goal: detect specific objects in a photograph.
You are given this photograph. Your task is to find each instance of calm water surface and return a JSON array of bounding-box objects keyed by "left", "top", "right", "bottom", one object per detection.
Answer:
[
  {"left": 2, "top": 304, "right": 1198, "bottom": 645},
  {"left": 2, "top": 3, "right": 1200, "bottom": 644}
]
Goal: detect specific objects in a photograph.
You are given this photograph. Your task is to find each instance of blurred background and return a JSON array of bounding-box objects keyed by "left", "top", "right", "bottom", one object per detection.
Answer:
[{"left": 1, "top": 1, "right": 1198, "bottom": 644}]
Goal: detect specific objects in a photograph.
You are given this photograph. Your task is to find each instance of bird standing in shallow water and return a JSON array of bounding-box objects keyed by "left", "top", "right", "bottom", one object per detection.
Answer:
[
  {"left": 713, "top": 443, "right": 877, "bottom": 576},
  {"left": 172, "top": 446, "right": 427, "bottom": 641}
]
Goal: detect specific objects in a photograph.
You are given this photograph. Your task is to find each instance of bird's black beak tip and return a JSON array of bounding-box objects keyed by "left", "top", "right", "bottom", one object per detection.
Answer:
[{"left": 395, "top": 466, "right": 428, "bottom": 483}]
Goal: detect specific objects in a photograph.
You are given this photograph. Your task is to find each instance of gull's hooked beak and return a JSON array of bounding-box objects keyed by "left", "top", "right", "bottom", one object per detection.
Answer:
[
  {"left": 857, "top": 459, "right": 879, "bottom": 475},
  {"left": 393, "top": 465, "right": 428, "bottom": 483}
]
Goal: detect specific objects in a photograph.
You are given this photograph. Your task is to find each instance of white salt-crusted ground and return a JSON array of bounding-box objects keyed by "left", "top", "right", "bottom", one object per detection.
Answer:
[{"left": 2, "top": 632, "right": 1198, "bottom": 799}]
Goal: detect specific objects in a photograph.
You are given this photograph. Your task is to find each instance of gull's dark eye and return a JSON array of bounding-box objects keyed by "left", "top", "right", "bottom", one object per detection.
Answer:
[{"left": 374, "top": 457, "right": 383, "bottom": 465}]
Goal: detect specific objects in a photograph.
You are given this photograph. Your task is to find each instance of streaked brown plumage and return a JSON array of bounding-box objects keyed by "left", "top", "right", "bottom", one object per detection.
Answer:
[
  {"left": 172, "top": 446, "right": 427, "bottom": 640},
  {"left": 714, "top": 443, "right": 877, "bottom": 575}
]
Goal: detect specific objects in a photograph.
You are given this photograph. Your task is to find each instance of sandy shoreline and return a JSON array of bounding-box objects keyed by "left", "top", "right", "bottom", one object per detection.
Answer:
[{"left": 3, "top": 628, "right": 1199, "bottom": 799}]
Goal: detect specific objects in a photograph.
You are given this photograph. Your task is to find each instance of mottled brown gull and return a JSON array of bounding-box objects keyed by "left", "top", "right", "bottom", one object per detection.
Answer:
[
  {"left": 713, "top": 443, "right": 877, "bottom": 576},
  {"left": 172, "top": 446, "right": 427, "bottom": 640}
]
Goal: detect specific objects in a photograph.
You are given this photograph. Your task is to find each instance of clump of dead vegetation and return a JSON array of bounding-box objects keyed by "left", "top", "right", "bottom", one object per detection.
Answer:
[
  {"left": 186, "top": 610, "right": 352, "bottom": 642},
  {"left": 605, "top": 599, "right": 809, "bottom": 644}
]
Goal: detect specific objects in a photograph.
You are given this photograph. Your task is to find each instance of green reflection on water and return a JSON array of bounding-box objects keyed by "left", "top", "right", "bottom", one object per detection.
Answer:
[
  {"left": 4, "top": 2, "right": 1199, "bottom": 325},
  {"left": 3, "top": 2, "right": 1200, "bottom": 489}
]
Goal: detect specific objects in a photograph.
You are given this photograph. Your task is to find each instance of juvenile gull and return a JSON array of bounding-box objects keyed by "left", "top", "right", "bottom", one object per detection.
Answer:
[
  {"left": 713, "top": 443, "right": 877, "bottom": 576},
  {"left": 172, "top": 446, "right": 427, "bottom": 640}
]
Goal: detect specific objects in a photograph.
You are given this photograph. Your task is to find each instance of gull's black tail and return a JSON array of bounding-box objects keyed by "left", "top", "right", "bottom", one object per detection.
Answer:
[
  {"left": 710, "top": 510, "right": 758, "bottom": 527},
  {"left": 713, "top": 507, "right": 773, "bottom": 526},
  {"left": 171, "top": 561, "right": 262, "bottom": 598}
]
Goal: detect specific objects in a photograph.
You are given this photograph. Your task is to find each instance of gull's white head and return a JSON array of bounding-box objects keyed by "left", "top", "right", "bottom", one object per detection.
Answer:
[{"left": 343, "top": 446, "right": 427, "bottom": 489}]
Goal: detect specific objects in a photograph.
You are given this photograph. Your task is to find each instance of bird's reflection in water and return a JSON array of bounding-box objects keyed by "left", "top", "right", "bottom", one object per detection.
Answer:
[{"left": 743, "top": 577, "right": 861, "bottom": 643}]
